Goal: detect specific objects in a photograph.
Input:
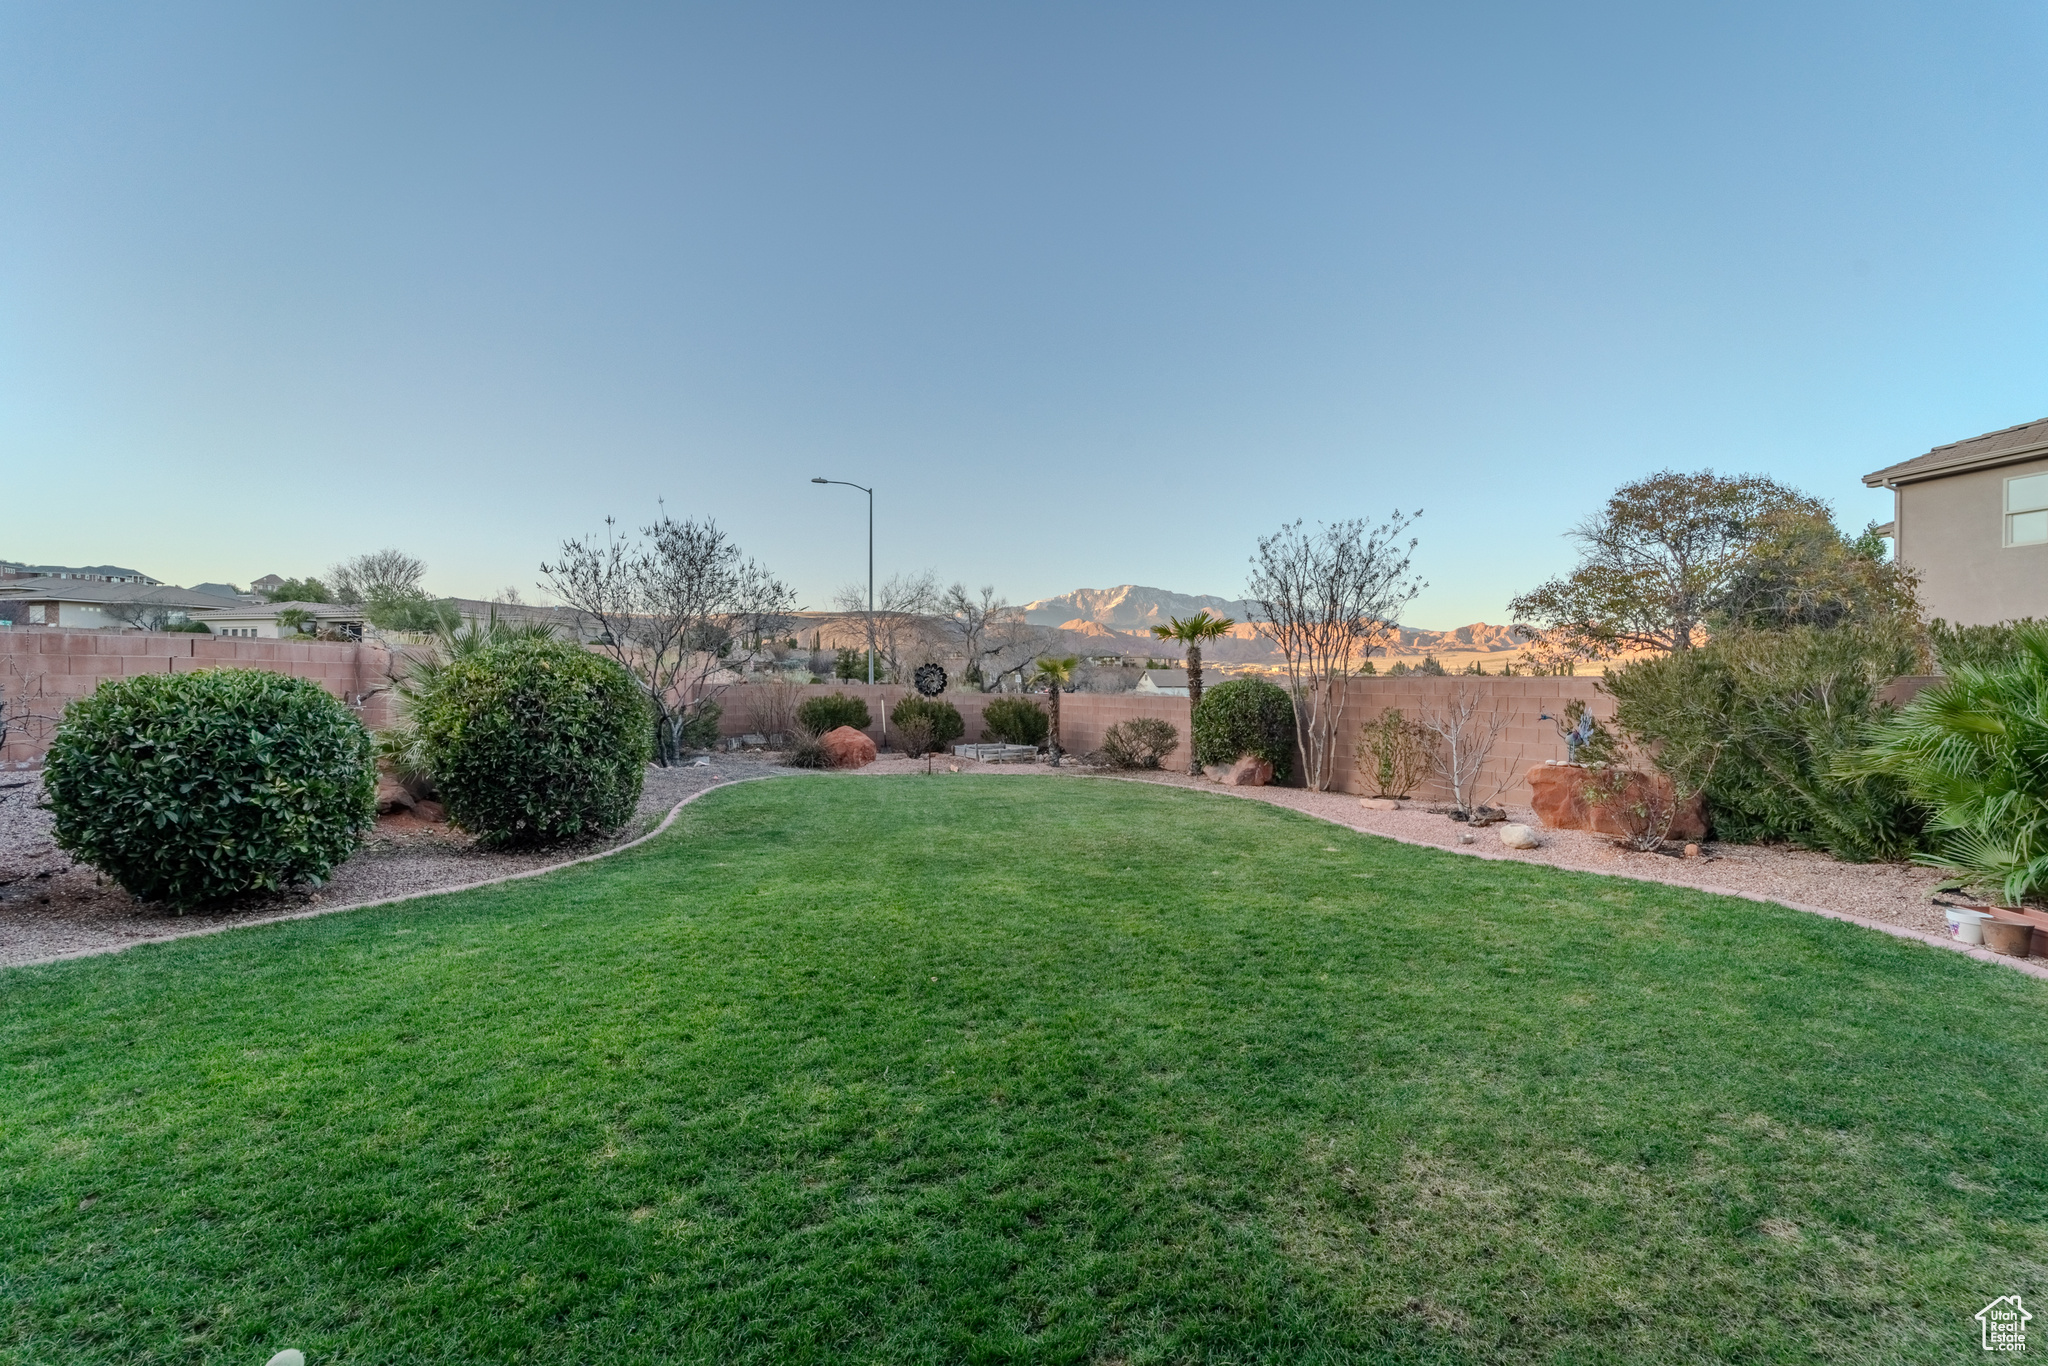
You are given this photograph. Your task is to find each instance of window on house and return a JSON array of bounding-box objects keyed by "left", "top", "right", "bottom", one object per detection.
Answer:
[{"left": 2009, "top": 472, "right": 2048, "bottom": 546}]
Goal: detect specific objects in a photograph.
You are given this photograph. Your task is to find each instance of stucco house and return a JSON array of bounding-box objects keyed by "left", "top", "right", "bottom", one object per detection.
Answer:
[
  {"left": 0, "top": 577, "right": 225, "bottom": 630},
  {"left": 1135, "top": 668, "right": 1190, "bottom": 696},
  {"left": 1865, "top": 417, "right": 2048, "bottom": 626},
  {"left": 194, "top": 600, "right": 368, "bottom": 640}
]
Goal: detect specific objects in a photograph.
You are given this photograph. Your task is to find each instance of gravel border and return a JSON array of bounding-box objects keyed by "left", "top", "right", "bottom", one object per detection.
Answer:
[{"left": 0, "top": 757, "right": 798, "bottom": 970}]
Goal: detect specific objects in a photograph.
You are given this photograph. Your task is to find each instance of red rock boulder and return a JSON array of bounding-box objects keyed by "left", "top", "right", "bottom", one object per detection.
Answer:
[
  {"left": 1214, "top": 754, "right": 1275, "bottom": 787},
  {"left": 821, "top": 725, "right": 877, "bottom": 769},
  {"left": 1528, "top": 763, "right": 1707, "bottom": 840}
]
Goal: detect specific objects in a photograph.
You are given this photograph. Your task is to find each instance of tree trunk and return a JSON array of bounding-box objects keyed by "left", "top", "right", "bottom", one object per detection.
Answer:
[
  {"left": 1047, "top": 683, "right": 1062, "bottom": 764},
  {"left": 1187, "top": 644, "right": 1204, "bottom": 775}
]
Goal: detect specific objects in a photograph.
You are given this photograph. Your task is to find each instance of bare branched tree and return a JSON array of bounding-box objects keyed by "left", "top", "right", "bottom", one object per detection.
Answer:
[
  {"left": 1248, "top": 513, "right": 1423, "bottom": 791},
  {"left": 330, "top": 550, "right": 428, "bottom": 605},
  {"left": 939, "top": 584, "right": 1052, "bottom": 689},
  {"left": 0, "top": 656, "right": 55, "bottom": 763},
  {"left": 834, "top": 571, "right": 940, "bottom": 685},
  {"left": 104, "top": 601, "right": 184, "bottom": 632},
  {"left": 1416, "top": 685, "right": 1515, "bottom": 816},
  {"left": 542, "top": 513, "right": 794, "bottom": 764}
]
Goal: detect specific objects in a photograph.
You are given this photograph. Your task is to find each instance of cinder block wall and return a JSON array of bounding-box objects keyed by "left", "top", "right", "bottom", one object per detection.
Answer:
[
  {"left": 721, "top": 676, "right": 1614, "bottom": 805},
  {"left": 0, "top": 629, "right": 395, "bottom": 763}
]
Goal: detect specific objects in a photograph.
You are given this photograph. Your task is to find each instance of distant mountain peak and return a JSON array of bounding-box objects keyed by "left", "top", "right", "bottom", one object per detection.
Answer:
[{"left": 1021, "top": 584, "right": 1256, "bottom": 629}]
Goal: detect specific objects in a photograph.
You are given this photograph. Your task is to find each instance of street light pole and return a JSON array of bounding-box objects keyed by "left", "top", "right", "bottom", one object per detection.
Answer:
[{"left": 811, "top": 477, "right": 875, "bottom": 684}]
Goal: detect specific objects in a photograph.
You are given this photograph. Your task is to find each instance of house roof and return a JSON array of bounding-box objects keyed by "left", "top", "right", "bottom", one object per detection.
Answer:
[
  {"left": 1864, "top": 416, "right": 2048, "bottom": 487},
  {"left": 0, "top": 562, "right": 158, "bottom": 583},
  {"left": 191, "top": 599, "right": 366, "bottom": 622},
  {"left": 1140, "top": 669, "right": 1190, "bottom": 687},
  {"left": 0, "top": 578, "right": 228, "bottom": 609}
]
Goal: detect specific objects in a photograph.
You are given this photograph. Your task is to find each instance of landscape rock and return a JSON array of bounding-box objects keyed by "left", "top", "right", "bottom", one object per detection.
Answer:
[
  {"left": 821, "top": 725, "right": 877, "bottom": 769},
  {"left": 1527, "top": 763, "right": 1707, "bottom": 840},
  {"left": 1214, "top": 755, "right": 1274, "bottom": 787},
  {"left": 1358, "top": 797, "right": 1402, "bottom": 811},
  {"left": 1498, "top": 823, "right": 1540, "bottom": 849},
  {"left": 374, "top": 777, "right": 415, "bottom": 815}
]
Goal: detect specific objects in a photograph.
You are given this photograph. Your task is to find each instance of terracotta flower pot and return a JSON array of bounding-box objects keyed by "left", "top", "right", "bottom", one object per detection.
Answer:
[{"left": 1982, "top": 917, "right": 2034, "bottom": 958}]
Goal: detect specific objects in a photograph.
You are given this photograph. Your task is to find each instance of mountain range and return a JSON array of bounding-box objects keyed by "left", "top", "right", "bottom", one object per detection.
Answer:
[{"left": 1022, "top": 585, "right": 1527, "bottom": 662}]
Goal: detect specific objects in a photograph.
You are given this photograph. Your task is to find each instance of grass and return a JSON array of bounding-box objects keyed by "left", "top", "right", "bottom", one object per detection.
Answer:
[{"left": 5, "top": 774, "right": 2048, "bottom": 1364}]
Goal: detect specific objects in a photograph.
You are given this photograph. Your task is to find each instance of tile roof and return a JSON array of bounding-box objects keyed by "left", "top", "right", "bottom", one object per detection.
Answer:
[
  {"left": 0, "top": 578, "right": 228, "bottom": 608},
  {"left": 1864, "top": 416, "right": 2048, "bottom": 486}
]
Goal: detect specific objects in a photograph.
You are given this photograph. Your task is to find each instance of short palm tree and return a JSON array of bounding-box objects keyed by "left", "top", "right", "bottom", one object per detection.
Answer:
[
  {"left": 1032, "top": 655, "right": 1079, "bottom": 764},
  {"left": 1853, "top": 622, "right": 2048, "bottom": 906},
  {"left": 1151, "top": 611, "right": 1235, "bottom": 773}
]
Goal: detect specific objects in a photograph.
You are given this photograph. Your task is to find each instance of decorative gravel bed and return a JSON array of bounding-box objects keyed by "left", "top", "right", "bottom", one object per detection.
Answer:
[{"left": 0, "top": 756, "right": 797, "bottom": 968}]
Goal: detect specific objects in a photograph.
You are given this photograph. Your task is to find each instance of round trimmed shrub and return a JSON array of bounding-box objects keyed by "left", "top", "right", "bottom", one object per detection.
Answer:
[
  {"left": 1192, "top": 677, "right": 1297, "bottom": 781},
  {"left": 413, "top": 638, "right": 648, "bottom": 848},
  {"left": 1101, "top": 717, "right": 1180, "bottom": 770},
  {"left": 797, "top": 691, "right": 871, "bottom": 736},
  {"left": 44, "top": 668, "right": 376, "bottom": 909},
  {"left": 981, "top": 697, "right": 1049, "bottom": 747},
  {"left": 890, "top": 696, "right": 964, "bottom": 756}
]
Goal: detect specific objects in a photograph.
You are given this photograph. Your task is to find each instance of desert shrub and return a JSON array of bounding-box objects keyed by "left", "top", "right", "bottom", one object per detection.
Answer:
[
  {"left": 891, "top": 697, "right": 964, "bottom": 756},
  {"left": 413, "top": 637, "right": 648, "bottom": 848},
  {"left": 1604, "top": 624, "right": 1925, "bottom": 861},
  {"left": 1930, "top": 618, "right": 2043, "bottom": 673},
  {"left": 785, "top": 731, "right": 831, "bottom": 769},
  {"left": 1354, "top": 707, "right": 1434, "bottom": 797},
  {"left": 746, "top": 678, "right": 806, "bottom": 743},
  {"left": 676, "top": 699, "right": 722, "bottom": 752},
  {"left": 1855, "top": 622, "right": 2048, "bottom": 904},
  {"left": 797, "top": 691, "right": 872, "bottom": 736},
  {"left": 1101, "top": 717, "right": 1180, "bottom": 769},
  {"left": 43, "top": 669, "right": 376, "bottom": 909},
  {"left": 981, "top": 697, "right": 1050, "bottom": 747},
  {"left": 1193, "top": 677, "right": 1296, "bottom": 781},
  {"left": 163, "top": 619, "right": 212, "bottom": 633}
]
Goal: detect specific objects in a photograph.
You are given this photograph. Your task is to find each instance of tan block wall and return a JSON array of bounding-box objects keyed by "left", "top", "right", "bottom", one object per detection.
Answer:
[
  {"left": 0, "top": 629, "right": 395, "bottom": 764},
  {"left": 721, "top": 677, "right": 1612, "bottom": 804}
]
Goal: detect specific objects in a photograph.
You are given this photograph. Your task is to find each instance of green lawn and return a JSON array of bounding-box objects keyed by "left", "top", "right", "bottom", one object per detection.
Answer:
[{"left": 5, "top": 776, "right": 2046, "bottom": 1364}]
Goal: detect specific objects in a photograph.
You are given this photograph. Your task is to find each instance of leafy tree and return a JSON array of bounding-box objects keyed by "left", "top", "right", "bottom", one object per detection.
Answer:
[
  {"left": 1415, "top": 655, "right": 1446, "bottom": 676},
  {"left": 1715, "top": 515, "right": 1918, "bottom": 632},
  {"left": 265, "top": 577, "right": 331, "bottom": 603},
  {"left": 329, "top": 550, "right": 426, "bottom": 605},
  {"left": 1509, "top": 470, "right": 1830, "bottom": 659},
  {"left": 1031, "top": 655, "right": 1079, "bottom": 763},
  {"left": 275, "top": 608, "right": 315, "bottom": 637},
  {"left": 1150, "top": 610, "right": 1236, "bottom": 774}
]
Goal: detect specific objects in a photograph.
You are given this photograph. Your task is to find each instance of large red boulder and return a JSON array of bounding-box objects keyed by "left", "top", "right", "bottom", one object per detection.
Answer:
[
  {"left": 820, "top": 725, "right": 877, "bottom": 769},
  {"left": 1528, "top": 763, "right": 1707, "bottom": 840}
]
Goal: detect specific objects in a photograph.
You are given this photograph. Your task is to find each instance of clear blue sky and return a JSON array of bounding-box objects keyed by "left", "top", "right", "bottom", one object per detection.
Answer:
[{"left": 5, "top": 2, "right": 2045, "bottom": 625}]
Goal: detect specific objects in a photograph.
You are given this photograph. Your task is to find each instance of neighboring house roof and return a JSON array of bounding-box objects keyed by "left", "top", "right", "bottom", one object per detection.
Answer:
[
  {"left": 1140, "top": 669, "right": 1190, "bottom": 688},
  {"left": 193, "top": 599, "right": 366, "bottom": 622},
  {"left": 0, "top": 577, "right": 227, "bottom": 609},
  {"left": 188, "top": 582, "right": 247, "bottom": 599},
  {"left": 1864, "top": 416, "right": 2048, "bottom": 487},
  {"left": 0, "top": 562, "right": 159, "bottom": 584}
]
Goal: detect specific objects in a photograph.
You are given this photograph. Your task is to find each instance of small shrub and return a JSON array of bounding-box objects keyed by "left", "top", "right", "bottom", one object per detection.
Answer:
[
  {"left": 676, "top": 699, "right": 722, "bottom": 752},
  {"left": 1354, "top": 708, "right": 1434, "bottom": 797},
  {"left": 834, "top": 649, "right": 866, "bottom": 680},
  {"left": 414, "top": 637, "right": 648, "bottom": 848},
  {"left": 1101, "top": 717, "right": 1180, "bottom": 769},
  {"left": 43, "top": 669, "right": 375, "bottom": 909},
  {"left": 981, "top": 697, "right": 1050, "bottom": 747},
  {"left": 163, "top": 619, "right": 212, "bottom": 633},
  {"left": 785, "top": 731, "right": 831, "bottom": 769},
  {"left": 746, "top": 678, "right": 806, "bottom": 743},
  {"left": 891, "top": 697, "right": 964, "bottom": 756},
  {"left": 798, "top": 691, "right": 872, "bottom": 736},
  {"left": 1192, "top": 677, "right": 1296, "bottom": 781},
  {"left": 895, "top": 716, "right": 935, "bottom": 760}
]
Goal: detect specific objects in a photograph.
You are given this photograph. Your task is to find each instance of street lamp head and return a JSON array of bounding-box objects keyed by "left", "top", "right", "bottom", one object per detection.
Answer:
[{"left": 811, "top": 477, "right": 828, "bottom": 484}]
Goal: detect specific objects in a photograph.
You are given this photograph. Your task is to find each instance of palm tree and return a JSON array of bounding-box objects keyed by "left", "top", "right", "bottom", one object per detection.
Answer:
[
  {"left": 1151, "top": 611, "right": 1235, "bottom": 773},
  {"left": 1031, "top": 655, "right": 1079, "bottom": 764}
]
